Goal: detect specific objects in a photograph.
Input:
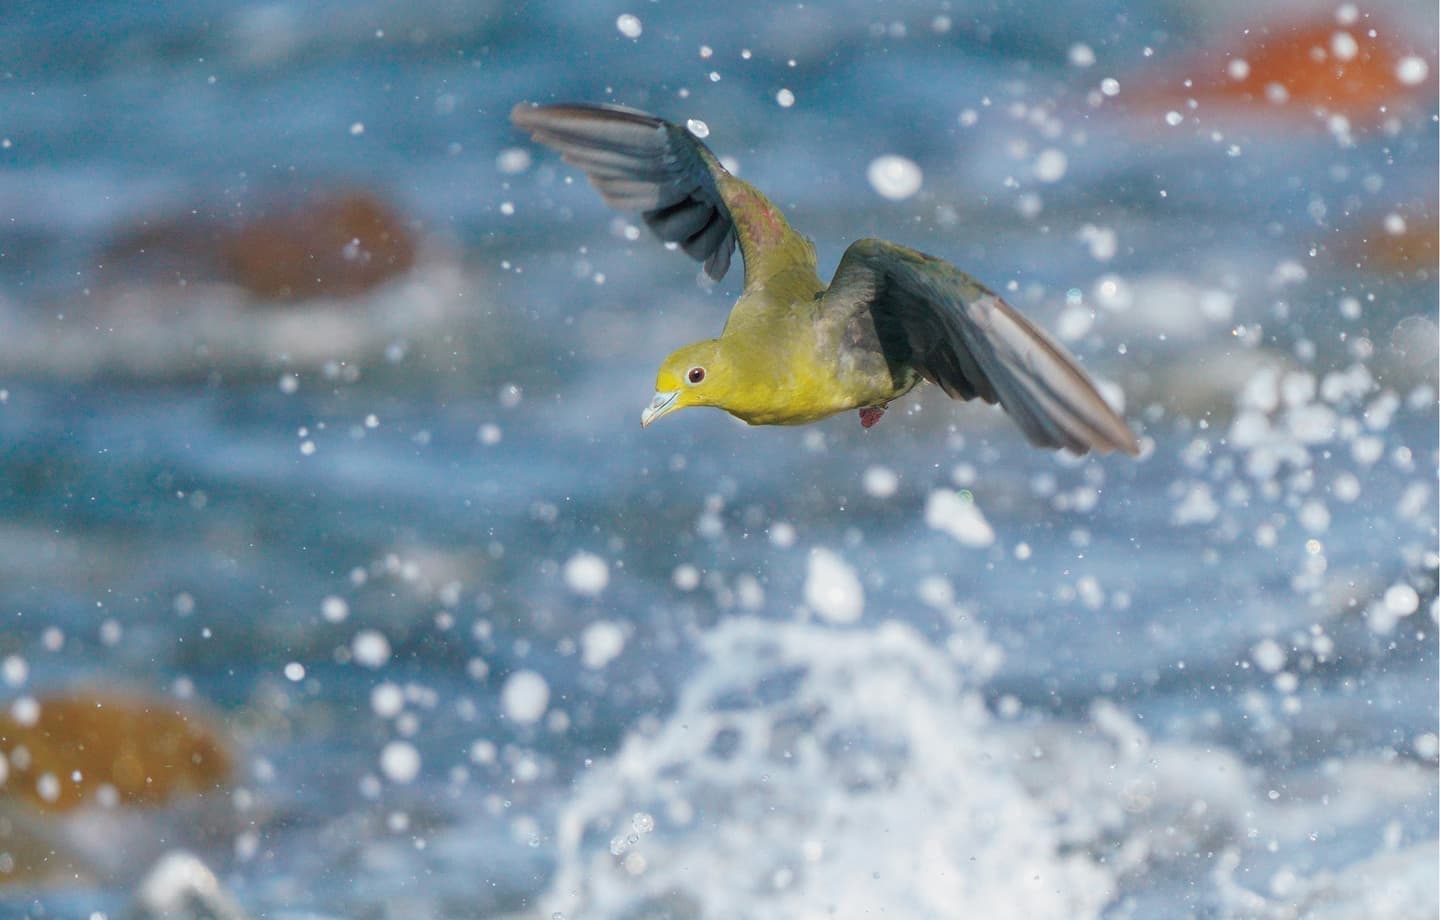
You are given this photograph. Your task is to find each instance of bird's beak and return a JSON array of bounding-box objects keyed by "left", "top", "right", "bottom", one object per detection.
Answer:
[{"left": 640, "top": 390, "right": 680, "bottom": 428}]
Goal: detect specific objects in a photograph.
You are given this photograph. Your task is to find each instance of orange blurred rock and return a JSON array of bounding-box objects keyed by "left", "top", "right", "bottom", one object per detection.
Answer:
[
  {"left": 1132, "top": 14, "right": 1431, "bottom": 123},
  {"left": 223, "top": 191, "right": 418, "bottom": 300},
  {"left": 0, "top": 691, "right": 232, "bottom": 813}
]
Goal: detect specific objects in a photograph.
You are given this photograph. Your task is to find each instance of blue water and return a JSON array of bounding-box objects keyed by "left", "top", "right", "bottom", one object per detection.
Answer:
[{"left": 0, "top": 1, "right": 1436, "bottom": 918}]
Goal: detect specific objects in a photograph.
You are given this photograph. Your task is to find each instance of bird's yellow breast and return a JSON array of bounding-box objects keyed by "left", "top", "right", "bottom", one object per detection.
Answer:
[{"left": 713, "top": 288, "right": 915, "bottom": 426}]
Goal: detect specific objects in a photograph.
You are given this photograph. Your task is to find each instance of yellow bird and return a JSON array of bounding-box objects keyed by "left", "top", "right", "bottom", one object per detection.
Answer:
[{"left": 511, "top": 103, "right": 1139, "bottom": 456}]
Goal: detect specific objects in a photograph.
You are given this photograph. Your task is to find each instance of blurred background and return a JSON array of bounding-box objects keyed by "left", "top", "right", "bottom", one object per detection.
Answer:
[{"left": 0, "top": 1, "right": 1436, "bottom": 917}]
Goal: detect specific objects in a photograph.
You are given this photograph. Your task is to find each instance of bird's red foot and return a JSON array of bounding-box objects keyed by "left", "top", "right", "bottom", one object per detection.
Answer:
[{"left": 859, "top": 406, "right": 885, "bottom": 429}]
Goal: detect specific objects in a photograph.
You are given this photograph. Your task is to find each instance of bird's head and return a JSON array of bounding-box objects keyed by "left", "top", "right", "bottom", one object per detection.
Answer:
[{"left": 641, "top": 339, "right": 733, "bottom": 427}]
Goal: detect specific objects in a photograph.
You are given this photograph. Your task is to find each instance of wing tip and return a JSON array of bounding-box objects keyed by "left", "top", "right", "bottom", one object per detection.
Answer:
[{"left": 509, "top": 101, "right": 662, "bottom": 131}]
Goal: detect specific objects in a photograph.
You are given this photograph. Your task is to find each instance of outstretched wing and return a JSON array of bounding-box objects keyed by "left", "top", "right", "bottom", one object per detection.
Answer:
[
  {"left": 510, "top": 102, "right": 812, "bottom": 288},
  {"left": 825, "top": 239, "right": 1139, "bottom": 455}
]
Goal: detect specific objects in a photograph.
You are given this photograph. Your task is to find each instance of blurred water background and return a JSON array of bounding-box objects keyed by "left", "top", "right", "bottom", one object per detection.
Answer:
[{"left": 0, "top": 1, "right": 1436, "bottom": 917}]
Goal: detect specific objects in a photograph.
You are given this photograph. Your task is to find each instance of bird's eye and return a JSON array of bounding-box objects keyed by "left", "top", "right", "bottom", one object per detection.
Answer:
[{"left": 687, "top": 367, "right": 706, "bottom": 385}]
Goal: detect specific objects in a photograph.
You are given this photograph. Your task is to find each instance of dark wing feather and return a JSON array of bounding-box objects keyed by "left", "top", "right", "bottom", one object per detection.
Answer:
[
  {"left": 825, "top": 239, "right": 1140, "bottom": 456},
  {"left": 511, "top": 102, "right": 799, "bottom": 286}
]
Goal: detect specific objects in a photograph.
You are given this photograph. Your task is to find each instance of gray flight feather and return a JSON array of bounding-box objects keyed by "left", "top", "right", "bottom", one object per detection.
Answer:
[
  {"left": 511, "top": 103, "right": 740, "bottom": 281},
  {"left": 826, "top": 239, "right": 1140, "bottom": 456}
]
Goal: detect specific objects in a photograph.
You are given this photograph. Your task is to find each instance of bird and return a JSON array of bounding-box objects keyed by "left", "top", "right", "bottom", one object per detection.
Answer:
[{"left": 510, "top": 102, "right": 1140, "bottom": 456}]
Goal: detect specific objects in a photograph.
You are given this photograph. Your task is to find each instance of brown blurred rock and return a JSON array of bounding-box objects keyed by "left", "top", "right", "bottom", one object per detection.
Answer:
[
  {"left": 0, "top": 691, "right": 232, "bottom": 813},
  {"left": 1337, "top": 210, "right": 1438, "bottom": 277},
  {"left": 0, "top": 804, "right": 98, "bottom": 885},
  {"left": 103, "top": 190, "right": 419, "bottom": 302},
  {"left": 223, "top": 191, "right": 418, "bottom": 300}
]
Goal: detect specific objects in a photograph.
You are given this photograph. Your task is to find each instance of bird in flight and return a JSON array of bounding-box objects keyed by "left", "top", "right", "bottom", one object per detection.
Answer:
[{"left": 510, "top": 102, "right": 1139, "bottom": 456}]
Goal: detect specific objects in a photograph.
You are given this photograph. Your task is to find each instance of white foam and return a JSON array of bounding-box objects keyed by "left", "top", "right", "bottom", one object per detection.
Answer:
[
  {"left": 804, "top": 548, "right": 864, "bottom": 624},
  {"left": 539, "top": 619, "right": 1114, "bottom": 918},
  {"left": 925, "top": 489, "right": 995, "bottom": 547},
  {"left": 134, "top": 851, "right": 248, "bottom": 920}
]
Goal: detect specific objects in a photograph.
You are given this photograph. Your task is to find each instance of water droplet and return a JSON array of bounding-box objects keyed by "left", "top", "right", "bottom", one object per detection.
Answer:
[
  {"left": 866, "top": 154, "right": 922, "bottom": 200},
  {"left": 615, "top": 14, "right": 642, "bottom": 39},
  {"left": 1396, "top": 56, "right": 1429, "bottom": 86}
]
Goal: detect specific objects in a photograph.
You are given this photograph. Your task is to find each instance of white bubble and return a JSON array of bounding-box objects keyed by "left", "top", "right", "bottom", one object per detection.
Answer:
[
  {"left": 862, "top": 465, "right": 899, "bottom": 498},
  {"left": 1015, "top": 192, "right": 1043, "bottom": 219},
  {"left": 1330, "top": 31, "right": 1358, "bottom": 62},
  {"left": 1227, "top": 58, "right": 1250, "bottom": 81},
  {"left": 36, "top": 773, "right": 60, "bottom": 803},
  {"left": 1100, "top": 77, "right": 1120, "bottom": 96},
  {"left": 672, "top": 564, "right": 701, "bottom": 591},
  {"left": 1298, "top": 499, "right": 1331, "bottom": 533},
  {"left": 615, "top": 13, "right": 642, "bottom": 39},
  {"left": 349, "top": 122, "right": 365, "bottom": 136},
  {"left": 1414, "top": 733, "right": 1439, "bottom": 759},
  {"left": 371, "top": 682, "right": 405, "bottom": 718},
  {"left": 1396, "top": 56, "right": 1429, "bottom": 86},
  {"left": 10, "top": 697, "right": 39, "bottom": 727},
  {"left": 321, "top": 595, "right": 350, "bottom": 623},
  {"left": 1200, "top": 289, "right": 1234, "bottom": 322},
  {"left": 1384, "top": 213, "right": 1407, "bottom": 235},
  {"left": 1251, "top": 638, "right": 1286, "bottom": 673},
  {"left": 768, "top": 522, "right": 796, "bottom": 548},
  {"left": 917, "top": 575, "right": 953, "bottom": 608},
  {"left": 866, "top": 155, "right": 923, "bottom": 200},
  {"left": 685, "top": 118, "right": 709, "bottom": 139},
  {"left": 283, "top": 662, "right": 306, "bottom": 682},
  {"left": 1384, "top": 584, "right": 1420, "bottom": 616},
  {"left": 581, "top": 621, "right": 626, "bottom": 670},
  {"left": 1164, "top": 111, "right": 1183, "bottom": 127},
  {"left": 469, "top": 739, "right": 497, "bottom": 765},
  {"left": 563, "top": 552, "right": 610, "bottom": 597},
  {"left": 1078, "top": 224, "right": 1117, "bottom": 262},
  {"left": 1068, "top": 43, "right": 1095, "bottom": 67},
  {"left": 503, "top": 670, "right": 551, "bottom": 724},
  {"left": 804, "top": 548, "right": 864, "bottom": 624},
  {"left": 352, "top": 629, "right": 392, "bottom": 669},
  {"left": 924, "top": 490, "right": 995, "bottom": 547},
  {"left": 1172, "top": 483, "right": 1219, "bottom": 525},
  {"left": 1056, "top": 306, "right": 1094, "bottom": 342},
  {"left": 1, "top": 656, "right": 26, "bottom": 688},
  {"left": 496, "top": 147, "right": 532, "bottom": 174},
  {"left": 1033, "top": 148, "right": 1068, "bottom": 183},
  {"left": 380, "top": 740, "right": 421, "bottom": 783},
  {"left": 776, "top": 88, "right": 795, "bottom": 108}
]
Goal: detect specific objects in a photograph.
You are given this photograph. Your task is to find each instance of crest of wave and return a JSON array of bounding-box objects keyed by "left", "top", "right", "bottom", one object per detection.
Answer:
[{"left": 541, "top": 616, "right": 1115, "bottom": 919}]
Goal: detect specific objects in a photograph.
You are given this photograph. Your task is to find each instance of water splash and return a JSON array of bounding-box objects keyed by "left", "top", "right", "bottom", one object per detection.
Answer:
[{"left": 541, "top": 617, "right": 1114, "bottom": 918}]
